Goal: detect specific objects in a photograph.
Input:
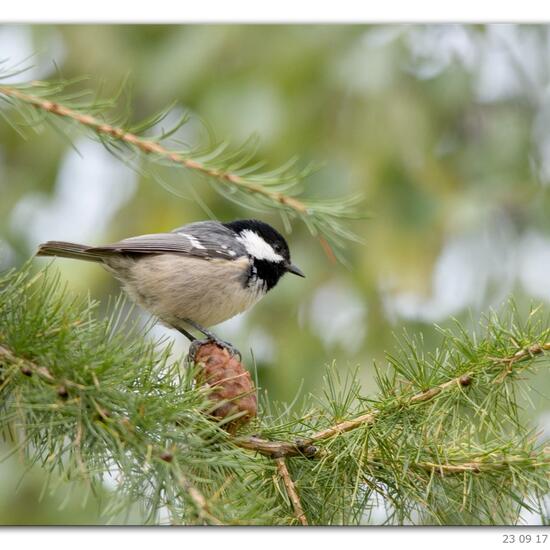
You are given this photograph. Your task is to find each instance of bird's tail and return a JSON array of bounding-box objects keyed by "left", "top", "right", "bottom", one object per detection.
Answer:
[{"left": 36, "top": 241, "right": 105, "bottom": 263}]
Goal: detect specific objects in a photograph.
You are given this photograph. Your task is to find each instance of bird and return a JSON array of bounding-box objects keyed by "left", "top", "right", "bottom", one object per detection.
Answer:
[{"left": 36, "top": 219, "right": 305, "bottom": 356}]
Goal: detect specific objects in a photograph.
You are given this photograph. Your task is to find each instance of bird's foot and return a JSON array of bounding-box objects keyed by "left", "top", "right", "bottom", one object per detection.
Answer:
[
  {"left": 188, "top": 337, "right": 242, "bottom": 362},
  {"left": 180, "top": 318, "right": 242, "bottom": 362}
]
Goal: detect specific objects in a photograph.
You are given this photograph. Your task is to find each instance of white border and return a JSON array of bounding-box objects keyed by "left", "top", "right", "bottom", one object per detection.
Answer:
[
  {"left": 1, "top": 1, "right": 548, "bottom": 543},
  {"left": 1, "top": 1, "right": 550, "bottom": 23},
  {"left": 1, "top": 527, "right": 546, "bottom": 550}
]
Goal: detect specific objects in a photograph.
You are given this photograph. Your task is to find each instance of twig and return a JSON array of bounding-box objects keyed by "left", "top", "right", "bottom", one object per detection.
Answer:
[
  {"left": 235, "top": 343, "right": 550, "bottom": 458},
  {"left": 418, "top": 452, "right": 550, "bottom": 475},
  {"left": 0, "top": 344, "right": 53, "bottom": 379},
  {"left": 0, "top": 85, "right": 308, "bottom": 215},
  {"left": 234, "top": 374, "right": 471, "bottom": 457},
  {"left": 498, "top": 343, "right": 550, "bottom": 365},
  {"left": 361, "top": 448, "right": 550, "bottom": 476},
  {"left": 0, "top": 344, "right": 90, "bottom": 394},
  {"left": 0, "top": 343, "right": 223, "bottom": 525},
  {"left": 492, "top": 343, "right": 550, "bottom": 382},
  {"left": 275, "top": 457, "right": 308, "bottom": 526},
  {"left": 4, "top": 339, "right": 549, "bottom": 475},
  {"left": 2, "top": 337, "right": 549, "bottom": 523},
  {"left": 4, "top": 340, "right": 549, "bottom": 462},
  {"left": 174, "top": 469, "right": 224, "bottom": 526}
]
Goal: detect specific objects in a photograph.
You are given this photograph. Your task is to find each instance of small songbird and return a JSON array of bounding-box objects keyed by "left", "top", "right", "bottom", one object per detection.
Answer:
[{"left": 36, "top": 219, "right": 305, "bottom": 354}]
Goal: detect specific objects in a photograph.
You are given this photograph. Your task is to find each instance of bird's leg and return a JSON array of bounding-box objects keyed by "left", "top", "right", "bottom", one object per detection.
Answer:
[
  {"left": 176, "top": 326, "right": 203, "bottom": 363},
  {"left": 180, "top": 318, "right": 242, "bottom": 360},
  {"left": 176, "top": 326, "right": 197, "bottom": 342}
]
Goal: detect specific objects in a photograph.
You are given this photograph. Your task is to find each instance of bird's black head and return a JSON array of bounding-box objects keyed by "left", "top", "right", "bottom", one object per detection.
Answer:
[{"left": 223, "top": 219, "right": 305, "bottom": 291}]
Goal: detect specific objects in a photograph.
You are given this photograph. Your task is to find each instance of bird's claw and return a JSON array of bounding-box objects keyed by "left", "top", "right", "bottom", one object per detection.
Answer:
[{"left": 187, "top": 337, "right": 242, "bottom": 362}]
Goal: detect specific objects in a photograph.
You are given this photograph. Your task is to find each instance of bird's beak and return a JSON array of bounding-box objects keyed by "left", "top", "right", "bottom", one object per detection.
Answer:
[{"left": 286, "top": 263, "right": 305, "bottom": 278}]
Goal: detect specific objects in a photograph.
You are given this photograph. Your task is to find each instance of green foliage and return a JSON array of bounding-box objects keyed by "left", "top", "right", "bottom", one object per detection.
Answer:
[
  {"left": 0, "top": 264, "right": 548, "bottom": 525},
  {"left": 0, "top": 60, "right": 363, "bottom": 260},
  {"left": 0, "top": 264, "right": 277, "bottom": 524},
  {"left": 1, "top": 26, "right": 550, "bottom": 525}
]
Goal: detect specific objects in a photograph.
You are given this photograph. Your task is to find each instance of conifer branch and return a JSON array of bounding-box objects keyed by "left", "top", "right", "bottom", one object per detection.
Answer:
[
  {"left": 0, "top": 74, "right": 363, "bottom": 259},
  {"left": 2, "top": 59, "right": 548, "bottom": 525},
  {"left": 171, "top": 468, "right": 224, "bottom": 526},
  {"left": 275, "top": 457, "right": 308, "bottom": 526},
  {"left": 0, "top": 343, "right": 75, "bottom": 387},
  {"left": 0, "top": 342, "right": 222, "bottom": 525},
  {"left": 1, "top": 257, "right": 549, "bottom": 524},
  {"left": 418, "top": 452, "right": 550, "bottom": 475},
  {"left": 235, "top": 342, "right": 550, "bottom": 458},
  {"left": 0, "top": 85, "right": 308, "bottom": 214},
  {"left": 0, "top": 341, "right": 220, "bottom": 524}
]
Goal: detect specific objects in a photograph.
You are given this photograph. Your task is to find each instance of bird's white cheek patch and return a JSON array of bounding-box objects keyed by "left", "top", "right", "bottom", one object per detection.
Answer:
[{"left": 236, "top": 230, "right": 284, "bottom": 262}]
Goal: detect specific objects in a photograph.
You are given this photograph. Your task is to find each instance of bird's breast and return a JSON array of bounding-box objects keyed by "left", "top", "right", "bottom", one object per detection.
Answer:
[{"left": 111, "top": 254, "right": 266, "bottom": 328}]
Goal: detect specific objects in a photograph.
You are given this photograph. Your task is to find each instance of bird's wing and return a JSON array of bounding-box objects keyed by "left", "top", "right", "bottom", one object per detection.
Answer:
[{"left": 88, "top": 221, "right": 247, "bottom": 261}]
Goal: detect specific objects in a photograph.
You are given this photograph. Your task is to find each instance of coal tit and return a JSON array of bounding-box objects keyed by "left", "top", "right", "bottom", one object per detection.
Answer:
[{"left": 36, "top": 219, "right": 305, "bottom": 352}]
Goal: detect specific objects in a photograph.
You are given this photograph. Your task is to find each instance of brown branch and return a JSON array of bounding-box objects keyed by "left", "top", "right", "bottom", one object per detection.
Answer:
[
  {"left": 502, "top": 343, "right": 550, "bottom": 363},
  {"left": 0, "top": 343, "right": 225, "bottom": 524},
  {"left": 418, "top": 451, "right": 550, "bottom": 475},
  {"left": 0, "top": 85, "right": 308, "bottom": 215},
  {"left": 358, "top": 446, "right": 550, "bottom": 476},
  {"left": 5, "top": 338, "right": 549, "bottom": 464},
  {"left": 0, "top": 343, "right": 85, "bottom": 391},
  {"left": 3, "top": 337, "right": 549, "bottom": 524},
  {"left": 234, "top": 373, "right": 473, "bottom": 457},
  {"left": 173, "top": 469, "right": 224, "bottom": 526},
  {"left": 234, "top": 343, "right": 550, "bottom": 458},
  {"left": 0, "top": 344, "right": 54, "bottom": 381},
  {"left": 275, "top": 457, "right": 308, "bottom": 526},
  {"left": 492, "top": 343, "right": 550, "bottom": 382}
]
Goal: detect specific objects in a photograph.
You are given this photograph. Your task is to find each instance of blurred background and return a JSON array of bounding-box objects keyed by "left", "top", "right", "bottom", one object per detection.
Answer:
[{"left": 1, "top": 24, "right": 550, "bottom": 523}]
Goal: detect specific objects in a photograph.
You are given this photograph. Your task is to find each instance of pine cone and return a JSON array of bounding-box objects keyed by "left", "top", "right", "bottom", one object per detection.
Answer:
[{"left": 193, "top": 342, "right": 257, "bottom": 433}]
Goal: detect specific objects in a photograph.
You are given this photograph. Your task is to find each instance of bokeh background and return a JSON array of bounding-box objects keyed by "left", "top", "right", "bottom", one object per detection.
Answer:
[{"left": 1, "top": 24, "right": 550, "bottom": 523}]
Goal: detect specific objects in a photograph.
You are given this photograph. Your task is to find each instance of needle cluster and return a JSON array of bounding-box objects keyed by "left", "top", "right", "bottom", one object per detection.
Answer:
[{"left": 0, "top": 265, "right": 548, "bottom": 525}]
